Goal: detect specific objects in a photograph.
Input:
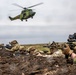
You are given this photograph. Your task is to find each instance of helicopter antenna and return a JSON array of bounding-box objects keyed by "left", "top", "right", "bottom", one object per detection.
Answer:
[{"left": 27, "top": 2, "right": 43, "bottom": 8}]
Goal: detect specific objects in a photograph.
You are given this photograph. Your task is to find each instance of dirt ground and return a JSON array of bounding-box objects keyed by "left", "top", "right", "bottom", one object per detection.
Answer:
[{"left": 0, "top": 46, "right": 76, "bottom": 75}]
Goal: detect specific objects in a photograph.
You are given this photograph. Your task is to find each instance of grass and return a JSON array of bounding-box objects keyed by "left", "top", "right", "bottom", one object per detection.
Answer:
[{"left": 22, "top": 43, "right": 50, "bottom": 53}]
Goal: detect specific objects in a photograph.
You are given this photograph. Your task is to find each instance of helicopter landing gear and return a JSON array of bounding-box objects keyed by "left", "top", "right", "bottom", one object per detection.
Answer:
[
  {"left": 21, "top": 19, "right": 23, "bottom": 21},
  {"left": 26, "top": 19, "right": 27, "bottom": 21},
  {"left": 31, "top": 17, "right": 33, "bottom": 19},
  {"left": 21, "top": 18, "right": 23, "bottom": 21}
]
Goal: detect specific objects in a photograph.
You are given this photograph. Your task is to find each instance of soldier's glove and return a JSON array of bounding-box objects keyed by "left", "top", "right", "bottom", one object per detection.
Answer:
[{"left": 62, "top": 44, "right": 73, "bottom": 55}]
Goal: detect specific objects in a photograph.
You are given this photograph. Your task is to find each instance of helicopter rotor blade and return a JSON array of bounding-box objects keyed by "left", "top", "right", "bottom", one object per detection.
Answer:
[
  {"left": 10, "top": 9, "right": 22, "bottom": 11},
  {"left": 12, "top": 3, "right": 25, "bottom": 9},
  {"left": 27, "top": 2, "right": 43, "bottom": 8}
]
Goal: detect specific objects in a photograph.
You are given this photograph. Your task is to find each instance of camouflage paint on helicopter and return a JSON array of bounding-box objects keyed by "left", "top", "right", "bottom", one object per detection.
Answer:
[{"left": 9, "top": 3, "right": 43, "bottom": 21}]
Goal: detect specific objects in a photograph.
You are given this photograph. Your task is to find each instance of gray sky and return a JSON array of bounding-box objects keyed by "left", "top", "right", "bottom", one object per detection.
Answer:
[{"left": 0, "top": 0, "right": 76, "bottom": 44}]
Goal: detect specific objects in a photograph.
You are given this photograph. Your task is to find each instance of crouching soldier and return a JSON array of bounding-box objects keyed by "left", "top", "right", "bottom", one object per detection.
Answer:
[
  {"left": 9, "top": 40, "right": 25, "bottom": 52},
  {"left": 62, "top": 44, "right": 76, "bottom": 64},
  {"left": 28, "top": 46, "right": 41, "bottom": 56}
]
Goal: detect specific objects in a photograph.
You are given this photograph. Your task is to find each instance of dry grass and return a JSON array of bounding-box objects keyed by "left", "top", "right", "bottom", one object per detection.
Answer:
[{"left": 22, "top": 43, "right": 50, "bottom": 53}]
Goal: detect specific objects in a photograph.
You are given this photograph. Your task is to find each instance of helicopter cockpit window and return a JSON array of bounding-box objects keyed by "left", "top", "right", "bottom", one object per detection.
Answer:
[{"left": 29, "top": 9, "right": 33, "bottom": 13}]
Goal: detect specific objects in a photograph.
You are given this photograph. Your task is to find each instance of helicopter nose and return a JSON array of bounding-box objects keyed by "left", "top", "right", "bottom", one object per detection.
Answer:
[
  {"left": 34, "top": 12, "right": 36, "bottom": 14},
  {"left": 32, "top": 12, "right": 36, "bottom": 16}
]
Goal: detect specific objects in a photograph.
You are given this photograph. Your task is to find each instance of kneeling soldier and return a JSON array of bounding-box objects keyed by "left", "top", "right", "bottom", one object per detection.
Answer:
[
  {"left": 62, "top": 44, "right": 76, "bottom": 64},
  {"left": 9, "top": 40, "right": 25, "bottom": 52}
]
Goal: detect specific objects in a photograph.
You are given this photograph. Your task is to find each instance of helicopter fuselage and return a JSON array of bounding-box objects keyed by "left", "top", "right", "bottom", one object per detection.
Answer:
[{"left": 21, "top": 9, "right": 36, "bottom": 20}]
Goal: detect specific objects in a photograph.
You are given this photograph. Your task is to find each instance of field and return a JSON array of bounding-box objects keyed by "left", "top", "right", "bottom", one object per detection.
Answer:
[{"left": 0, "top": 43, "right": 76, "bottom": 75}]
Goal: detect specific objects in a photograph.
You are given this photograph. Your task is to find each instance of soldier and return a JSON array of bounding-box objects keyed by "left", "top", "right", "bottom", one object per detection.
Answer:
[
  {"left": 28, "top": 46, "right": 40, "bottom": 55},
  {"left": 66, "top": 42, "right": 76, "bottom": 53},
  {"left": 67, "top": 33, "right": 76, "bottom": 42},
  {"left": 62, "top": 44, "right": 76, "bottom": 64},
  {"left": 68, "top": 35, "right": 74, "bottom": 42},
  {"left": 9, "top": 40, "right": 25, "bottom": 52},
  {"left": 67, "top": 33, "right": 76, "bottom": 51}
]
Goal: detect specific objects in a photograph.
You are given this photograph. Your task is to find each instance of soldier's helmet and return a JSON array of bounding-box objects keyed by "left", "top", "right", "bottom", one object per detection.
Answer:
[
  {"left": 0, "top": 44, "right": 4, "bottom": 47},
  {"left": 69, "top": 35, "right": 74, "bottom": 39},
  {"left": 28, "top": 46, "right": 36, "bottom": 52},
  {"left": 9, "top": 40, "right": 18, "bottom": 45}
]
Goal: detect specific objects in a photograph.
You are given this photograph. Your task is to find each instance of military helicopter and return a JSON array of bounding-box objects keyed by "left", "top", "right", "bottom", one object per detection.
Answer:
[{"left": 9, "top": 3, "right": 43, "bottom": 21}]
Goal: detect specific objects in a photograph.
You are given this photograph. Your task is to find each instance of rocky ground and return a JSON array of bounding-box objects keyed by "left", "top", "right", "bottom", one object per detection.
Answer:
[{"left": 0, "top": 46, "right": 76, "bottom": 75}]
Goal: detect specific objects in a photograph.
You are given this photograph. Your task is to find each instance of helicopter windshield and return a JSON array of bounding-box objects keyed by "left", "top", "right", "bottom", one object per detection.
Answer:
[{"left": 28, "top": 9, "right": 33, "bottom": 13}]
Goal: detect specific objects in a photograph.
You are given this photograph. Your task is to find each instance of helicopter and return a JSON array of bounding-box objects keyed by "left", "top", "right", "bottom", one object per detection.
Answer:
[{"left": 9, "top": 2, "right": 43, "bottom": 21}]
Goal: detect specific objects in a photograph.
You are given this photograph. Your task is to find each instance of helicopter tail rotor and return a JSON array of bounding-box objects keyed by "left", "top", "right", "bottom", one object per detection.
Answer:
[{"left": 9, "top": 16, "right": 13, "bottom": 21}]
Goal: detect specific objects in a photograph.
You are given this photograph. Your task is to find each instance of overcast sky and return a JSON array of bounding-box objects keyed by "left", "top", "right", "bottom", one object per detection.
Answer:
[{"left": 0, "top": 0, "right": 76, "bottom": 44}]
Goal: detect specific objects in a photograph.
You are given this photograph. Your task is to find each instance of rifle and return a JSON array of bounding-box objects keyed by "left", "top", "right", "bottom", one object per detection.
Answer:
[{"left": 67, "top": 42, "right": 76, "bottom": 50}]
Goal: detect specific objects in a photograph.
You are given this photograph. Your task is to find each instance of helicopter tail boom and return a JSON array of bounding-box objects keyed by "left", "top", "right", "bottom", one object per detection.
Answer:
[
  {"left": 9, "top": 16, "right": 13, "bottom": 21},
  {"left": 9, "top": 15, "right": 20, "bottom": 21}
]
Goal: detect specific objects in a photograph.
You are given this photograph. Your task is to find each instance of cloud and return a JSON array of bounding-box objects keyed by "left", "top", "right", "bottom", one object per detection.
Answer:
[
  {"left": 0, "top": 0, "right": 76, "bottom": 44},
  {"left": 0, "top": 25, "right": 75, "bottom": 42}
]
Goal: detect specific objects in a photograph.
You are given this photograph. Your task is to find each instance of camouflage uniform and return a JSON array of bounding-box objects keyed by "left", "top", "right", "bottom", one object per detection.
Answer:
[
  {"left": 28, "top": 46, "right": 39, "bottom": 55},
  {"left": 9, "top": 40, "right": 25, "bottom": 52},
  {"left": 62, "top": 43, "right": 76, "bottom": 64}
]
